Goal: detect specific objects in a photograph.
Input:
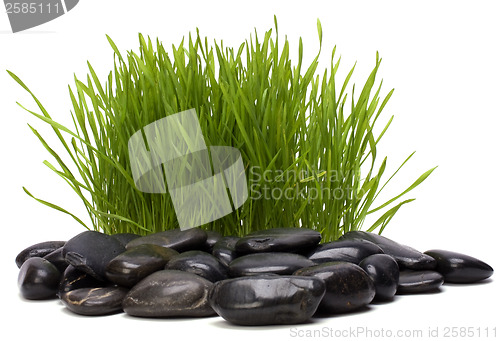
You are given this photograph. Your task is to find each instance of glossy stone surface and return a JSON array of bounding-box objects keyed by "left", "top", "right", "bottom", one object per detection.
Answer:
[
  {"left": 294, "top": 262, "right": 375, "bottom": 314},
  {"left": 105, "top": 244, "right": 179, "bottom": 287},
  {"left": 166, "top": 250, "right": 228, "bottom": 282},
  {"left": 397, "top": 270, "right": 444, "bottom": 294},
  {"left": 209, "top": 275, "right": 326, "bottom": 326},
  {"left": 43, "top": 247, "right": 69, "bottom": 273},
  {"left": 122, "top": 270, "right": 215, "bottom": 317},
  {"left": 18, "top": 257, "right": 61, "bottom": 300},
  {"left": 341, "top": 231, "right": 436, "bottom": 270},
  {"left": 112, "top": 233, "right": 141, "bottom": 247},
  {"left": 15, "top": 241, "right": 66, "bottom": 268},
  {"left": 212, "top": 236, "right": 240, "bottom": 266},
  {"left": 229, "top": 252, "right": 315, "bottom": 277},
  {"left": 308, "top": 239, "right": 383, "bottom": 264},
  {"left": 60, "top": 286, "right": 128, "bottom": 316},
  {"left": 15, "top": 229, "right": 496, "bottom": 322},
  {"left": 424, "top": 249, "right": 494, "bottom": 283},
  {"left": 235, "top": 227, "right": 322, "bottom": 254},
  {"left": 58, "top": 265, "right": 107, "bottom": 296},
  {"left": 126, "top": 228, "right": 207, "bottom": 252},
  {"left": 203, "top": 230, "right": 223, "bottom": 252},
  {"left": 62, "top": 231, "right": 125, "bottom": 281},
  {"left": 359, "top": 254, "right": 399, "bottom": 301}
]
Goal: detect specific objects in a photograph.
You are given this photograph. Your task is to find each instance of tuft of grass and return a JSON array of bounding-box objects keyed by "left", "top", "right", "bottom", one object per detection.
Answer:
[{"left": 8, "top": 18, "right": 436, "bottom": 241}]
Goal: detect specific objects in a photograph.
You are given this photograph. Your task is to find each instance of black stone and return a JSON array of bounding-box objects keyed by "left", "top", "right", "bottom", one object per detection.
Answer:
[
  {"left": 424, "top": 249, "right": 494, "bottom": 284},
  {"left": 209, "top": 275, "right": 326, "bottom": 326},
  {"left": 43, "top": 247, "right": 69, "bottom": 273},
  {"left": 359, "top": 254, "right": 399, "bottom": 301},
  {"left": 212, "top": 236, "right": 240, "bottom": 267},
  {"left": 58, "top": 265, "right": 107, "bottom": 296},
  {"left": 397, "top": 270, "right": 444, "bottom": 294},
  {"left": 18, "top": 257, "right": 61, "bottom": 300},
  {"left": 126, "top": 228, "right": 208, "bottom": 252},
  {"left": 165, "top": 250, "right": 228, "bottom": 282},
  {"left": 122, "top": 270, "right": 215, "bottom": 317},
  {"left": 307, "top": 239, "right": 383, "bottom": 264},
  {"left": 235, "top": 227, "right": 322, "bottom": 254},
  {"left": 294, "top": 262, "right": 375, "bottom": 314},
  {"left": 112, "top": 233, "right": 141, "bottom": 247},
  {"left": 229, "top": 252, "right": 316, "bottom": 277},
  {"left": 105, "top": 244, "right": 179, "bottom": 287},
  {"left": 203, "top": 230, "right": 223, "bottom": 253},
  {"left": 341, "top": 231, "right": 436, "bottom": 270},
  {"left": 15, "top": 241, "right": 66, "bottom": 268},
  {"left": 62, "top": 231, "right": 126, "bottom": 281},
  {"left": 60, "top": 286, "right": 128, "bottom": 316}
]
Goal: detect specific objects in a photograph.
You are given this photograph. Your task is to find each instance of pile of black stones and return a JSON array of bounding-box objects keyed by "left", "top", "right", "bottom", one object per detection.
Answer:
[{"left": 16, "top": 227, "right": 494, "bottom": 326}]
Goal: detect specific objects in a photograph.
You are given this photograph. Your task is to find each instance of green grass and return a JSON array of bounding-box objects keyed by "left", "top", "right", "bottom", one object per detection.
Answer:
[{"left": 8, "top": 17, "right": 436, "bottom": 241}]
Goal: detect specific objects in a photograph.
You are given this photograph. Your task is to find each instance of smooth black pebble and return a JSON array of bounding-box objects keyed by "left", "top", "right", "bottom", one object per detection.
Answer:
[
  {"left": 235, "top": 227, "right": 321, "bottom": 254},
  {"left": 43, "top": 247, "right": 69, "bottom": 273},
  {"left": 105, "top": 244, "right": 179, "bottom": 287},
  {"left": 58, "top": 265, "right": 107, "bottom": 296},
  {"left": 424, "top": 249, "right": 493, "bottom": 283},
  {"left": 359, "top": 254, "right": 399, "bottom": 301},
  {"left": 229, "top": 252, "right": 315, "bottom": 277},
  {"left": 212, "top": 236, "right": 239, "bottom": 267},
  {"left": 122, "top": 270, "right": 215, "bottom": 317},
  {"left": 209, "top": 275, "right": 326, "bottom": 326},
  {"left": 18, "top": 257, "right": 61, "bottom": 300},
  {"left": 112, "top": 233, "right": 141, "bottom": 247},
  {"left": 307, "top": 239, "right": 383, "bottom": 264},
  {"left": 15, "top": 241, "right": 66, "bottom": 268},
  {"left": 62, "top": 231, "right": 126, "bottom": 281},
  {"left": 166, "top": 250, "right": 228, "bottom": 282},
  {"left": 397, "top": 270, "right": 444, "bottom": 294},
  {"left": 126, "top": 228, "right": 207, "bottom": 252},
  {"left": 341, "top": 231, "right": 436, "bottom": 270},
  {"left": 294, "top": 262, "right": 375, "bottom": 314},
  {"left": 60, "top": 286, "right": 128, "bottom": 316},
  {"left": 203, "top": 230, "right": 223, "bottom": 253}
]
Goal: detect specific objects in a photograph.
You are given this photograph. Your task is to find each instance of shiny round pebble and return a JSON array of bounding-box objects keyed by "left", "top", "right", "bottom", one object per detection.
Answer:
[
  {"left": 228, "top": 252, "right": 315, "bottom": 277},
  {"left": 235, "top": 227, "right": 322, "bottom": 254},
  {"left": 307, "top": 239, "right": 383, "bottom": 264},
  {"left": 209, "top": 275, "right": 326, "bottom": 326},
  {"left": 60, "top": 286, "right": 128, "bottom": 316},
  {"left": 105, "top": 244, "right": 178, "bottom": 287},
  {"left": 341, "top": 231, "right": 437, "bottom": 270},
  {"left": 58, "top": 265, "right": 107, "bottom": 296},
  {"left": 18, "top": 257, "right": 61, "bottom": 300},
  {"left": 122, "top": 270, "right": 215, "bottom": 317},
  {"left": 15, "top": 241, "right": 66, "bottom": 268},
  {"left": 125, "top": 228, "right": 207, "bottom": 252},
  {"left": 294, "top": 262, "right": 375, "bottom": 314},
  {"left": 62, "top": 231, "right": 125, "bottom": 281},
  {"left": 212, "top": 236, "right": 239, "bottom": 267},
  {"left": 203, "top": 230, "right": 223, "bottom": 252},
  {"left": 424, "top": 249, "right": 494, "bottom": 283},
  {"left": 359, "top": 254, "right": 399, "bottom": 301},
  {"left": 111, "top": 233, "right": 141, "bottom": 247},
  {"left": 43, "top": 247, "right": 69, "bottom": 273},
  {"left": 397, "top": 270, "right": 444, "bottom": 294},
  {"left": 165, "top": 250, "right": 228, "bottom": 282}
]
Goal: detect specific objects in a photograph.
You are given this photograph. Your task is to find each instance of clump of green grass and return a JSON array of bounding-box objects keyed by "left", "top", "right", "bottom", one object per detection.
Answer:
[{"left": 8, "top": 18, "right": 436, "bottom": 241}]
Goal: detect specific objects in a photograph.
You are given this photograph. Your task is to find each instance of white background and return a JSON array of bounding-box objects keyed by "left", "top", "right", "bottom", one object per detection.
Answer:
[{"left": 1, "top": 1, "right": 499, "bottom": 340}]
